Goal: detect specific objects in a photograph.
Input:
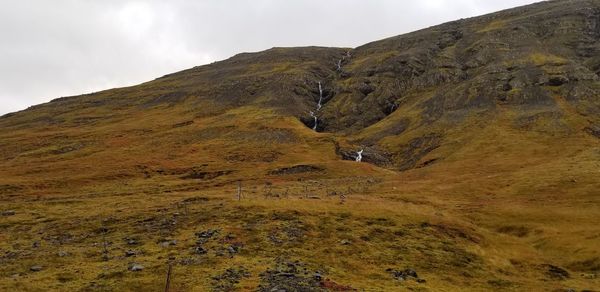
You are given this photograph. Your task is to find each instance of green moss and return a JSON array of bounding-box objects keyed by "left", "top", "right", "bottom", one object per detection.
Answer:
[
  {"left": 529, "top": 53, "right": 568, "bottom": 66},
  {"left": 478, "top": 20, "right": 507, "bottom": 33}
]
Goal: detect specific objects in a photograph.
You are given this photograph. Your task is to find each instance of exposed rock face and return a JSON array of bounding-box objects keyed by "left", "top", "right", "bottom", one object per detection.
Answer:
[
  {"left": 0, "top": 0, "right": 599, "bottom": 175},
  {"left": 321, "top": 1, "right": 600, "bottom": 131}
]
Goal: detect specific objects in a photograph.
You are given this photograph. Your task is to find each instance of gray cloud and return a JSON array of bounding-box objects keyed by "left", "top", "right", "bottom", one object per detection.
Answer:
[{"left": 0, "top": 0, "right": 540, "bottom": 115}]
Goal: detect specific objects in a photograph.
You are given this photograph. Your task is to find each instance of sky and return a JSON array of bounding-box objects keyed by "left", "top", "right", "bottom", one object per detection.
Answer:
[{"left": 0, "top": 0, "right": 541, "bottom": 115}]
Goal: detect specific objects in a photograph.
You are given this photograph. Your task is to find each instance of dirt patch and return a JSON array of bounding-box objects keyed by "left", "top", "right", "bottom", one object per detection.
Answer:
[
  {"left": 497, "top": 225, "right": 530, "bottom": 237},
  {"left": 416, "top": 158, "right": 439, "bottom": 168},
  {"left": 543, "top": 264, "right": 570, "bottom": 280},
  {"left": 181, "top": 170, "right": 233, "bottom": 180},
  {"left": 268, "top": 165, "right": 324, "bottom": 176},
  {"left": 172, "top": 120, "right": 194, "bottom": 128},
  {"left": 182, "top": 196, "right": 211, "bottom": 203}
]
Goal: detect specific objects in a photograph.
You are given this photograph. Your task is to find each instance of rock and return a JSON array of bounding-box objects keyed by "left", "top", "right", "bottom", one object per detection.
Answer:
[
  {"left": 340, "top": 239, "right": 351, "bottom": 245},
  {"left": 358, "top": 82, "right": 375, "bottom": 95},
  {"left": 30, "top": 265, "right": 43, "bottom": 272},
  {"left": 194, "top": 246, "right": 207, "bottom": 255},
  {"left": 404, "top": 268, "right": 418, "bottom": 278},
  {"left": 125, "top": 250, "right": 137, "bottom": 257},
  {"left": 57, "top": 251, "right": 69, "bottom": 257},
  {"left": 129, "top": 263, "right": 144, "bottom": 271},
  {"left": 159, "top": 239, "right": 177, "bottom": 247},
  {"left": 545, "top": 264, "right": 569, "bottom": 280},
  {"left": 196, "top": 229, "right": 220, "bottom": 239},
  {"left": 1, "top": 210, "right": 15, "bottom": 216},
  {"left": 125, "top": 238, "right": 139, "bottom": 245},
  {"left": 386, "top": 268, "right": 424, "bottom": 282},
  {"left": 581, "top": 273, "right": 597, "bottom": 279},
  {"left": 227, "top": 245, "right": 239, "bottom": 255},
  {"left": 547, "top": 75, "right": 569, "bottom": 86},
  {"left": 584, "top": 125, "right": 600, "bottom": 138}
]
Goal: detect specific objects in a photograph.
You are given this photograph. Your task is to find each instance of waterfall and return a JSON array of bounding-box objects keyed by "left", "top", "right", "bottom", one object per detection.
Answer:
[
  {"left": 308, "top": 81, "right": 323, "bottom": 131},
  {"left": 317, "top": 81, "right": 323, "bottom": 110},
  {"left": 336, "top": 51, "right": 351, "bottom": 72},
  {"left": 356, "top": 149, "right": 363, "bottom": 162},
  {"left": 310, "top": 111, "right": 317, "bottom": 130}
]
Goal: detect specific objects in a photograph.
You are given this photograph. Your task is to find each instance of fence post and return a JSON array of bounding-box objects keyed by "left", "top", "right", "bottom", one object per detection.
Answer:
[{"left": 165, "top": 263, "right": 173, "bottom": 292}]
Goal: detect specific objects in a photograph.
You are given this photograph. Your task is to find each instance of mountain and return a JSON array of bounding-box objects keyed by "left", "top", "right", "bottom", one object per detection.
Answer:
[{"left": 1, "top": 0, "right": 599, "bottom": 291}]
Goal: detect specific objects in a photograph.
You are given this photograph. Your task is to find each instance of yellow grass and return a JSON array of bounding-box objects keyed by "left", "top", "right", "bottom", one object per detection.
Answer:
[{"left": 1, "top": 101, "right": 598, "bottom": 291}]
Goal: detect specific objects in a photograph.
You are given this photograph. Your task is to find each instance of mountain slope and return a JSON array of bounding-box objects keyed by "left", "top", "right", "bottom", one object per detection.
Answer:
[{"left": 1, "top": 0, "right": 599, "bottom": 291}]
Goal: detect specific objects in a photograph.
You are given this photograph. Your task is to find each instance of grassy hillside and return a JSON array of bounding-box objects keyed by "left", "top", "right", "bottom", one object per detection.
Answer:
[{"left": 0, "top": 0, "right": 599, "bottom": 291}]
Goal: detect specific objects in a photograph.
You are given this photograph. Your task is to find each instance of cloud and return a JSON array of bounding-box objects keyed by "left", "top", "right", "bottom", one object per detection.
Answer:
[{"left": 0, "top": 0, "right": 540, "bottom": 115}]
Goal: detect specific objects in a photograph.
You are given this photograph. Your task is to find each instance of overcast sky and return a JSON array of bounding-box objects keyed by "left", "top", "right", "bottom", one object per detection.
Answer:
[{"left": 0, "top": 0, "right": 540, "bottom": 115}]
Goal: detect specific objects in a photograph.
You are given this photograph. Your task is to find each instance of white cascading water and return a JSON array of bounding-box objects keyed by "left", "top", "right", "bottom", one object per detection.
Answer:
[
  {"left": 309, "top": 81, "right": 324, "bottom": 131},
  {"left": 310, "top": 111, "right": 317, "bottom": 130},
  {"left": 317, "top": 81, "right": 323, "bottom": 110},
  {"left": 356, "top": 149, "right": 363, "bottom": 162},
  {"left": 308, "top": 52, "right": 351, "bottom": 131}
]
